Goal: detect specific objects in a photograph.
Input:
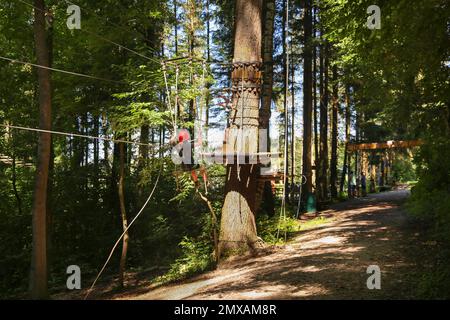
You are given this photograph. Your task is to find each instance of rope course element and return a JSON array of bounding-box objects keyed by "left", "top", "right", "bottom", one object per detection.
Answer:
[
  {"left": 84, "top": 162, "right": 163, "bottom": 300},
  {"left": 17, "top": 0, "right": 162, "bottom": 65},
  {"left": 60, "top": 0, "right": 162, "bottom": 56},
  {"left": 0, "top": 124, "right": 161, "bottom": 149},
  {"left": 0, "top": 56, "right": 126, "bottom": 84},
  {"left": 161, "top": 62, "right": 177, "bottom": 134}
]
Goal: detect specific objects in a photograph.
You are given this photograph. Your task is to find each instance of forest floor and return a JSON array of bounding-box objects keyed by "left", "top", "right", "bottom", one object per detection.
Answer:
[
  {"left": 101, "top": 188, "right": 435, "bottom": 300},
  {"left": 56, "top": 188, "right": 436, "bottom": 300}
]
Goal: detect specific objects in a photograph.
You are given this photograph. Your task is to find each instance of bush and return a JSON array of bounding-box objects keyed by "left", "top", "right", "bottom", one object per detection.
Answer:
[
  {"left": 407, "top": 135, "right": 450, "bottom": 298},
  {"left": 156, "top": 237, "right": 214, "bottom": 284}
]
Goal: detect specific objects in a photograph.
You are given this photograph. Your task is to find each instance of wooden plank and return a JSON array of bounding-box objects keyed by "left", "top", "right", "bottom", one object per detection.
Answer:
[{"left": 347, "top": 140, "right": 423, "bottom": 152}]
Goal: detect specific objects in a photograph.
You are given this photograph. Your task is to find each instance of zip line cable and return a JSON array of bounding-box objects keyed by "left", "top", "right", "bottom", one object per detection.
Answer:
[
  {"left": 16, "top": 0, "right": 262, "bottom": 68},
  {"left": 60, "top": 0, "right": 161, "bottom": 56},
  {"left": 84, "top": 162, "right": 163, "bottom": 300},
  {"left": 81, "top": 28, "right": 162, "bottom": 65},
  {"left": 0, "top": 124, "right": 160, "bottom": 149},
  {"left": 17, "top": 0, "right": 162, "bottom": 65},
  {"left": 0, "top": 56, "right": 126, "bottom": 84}
]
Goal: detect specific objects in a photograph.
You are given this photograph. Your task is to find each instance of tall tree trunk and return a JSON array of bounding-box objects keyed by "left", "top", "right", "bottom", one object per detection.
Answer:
[
  {"left": 316, "top": 22, "right": 323, "bottom": 198},
  {"left": 174, "top": 0, "right": 178, "bottom": 56},
  {"left": 93, "top": 115, "right": 100, "bottom": 202},
  {"left": 256, "top": 0, "right": 275, "bottom": 216},
  {"left": 312, "top": 7, "right": 318, "bottom": 193},
  {"left": 290, "top": 44, "right": 296, "bottom": 198},
  {"left": 102, "top": 114, "right": 110, "bottom": 199},
  {"left": 354, "top": 110, "right": 359, "bottom": 194},
  {"left": 319, "top": 42, "right": 329, "bottom": 201},
  {"left": 118, "top": 142, "right": 129, "bottom": 288},
  {"left": 302, "top": 0, "right": 313, "bottom": 200},
  {"left": 330, "top": 64, "right": 338, "bottom": 198},
  {"left": 339, "top": 84, "right": 351, "bottom": 194},
  {"left": 139, "top": 125, "right": 149, "bottom": 165},
  {"left": 46, "top": 12, "right": 54, "bottom": 278},
  {"left": 219, "top": 0, "right": 263, "bottom": 258},
  {"left": 205, "top": 0, "right": 211, "bottom": 141},
  {"left": 12, "top": 157, "right": 23, "bottom": 215},
  {"left": 137, "top": 125, "right": 149, "bottom": 203},
  {"left": 110, "top": 138, "right": 120, "bottom": 225},
  {"left": 282, "top": 0, "right": 289, "bottom": 202},
  {"left": 30, "top": 0, "right": 51, "bottom": 299}
]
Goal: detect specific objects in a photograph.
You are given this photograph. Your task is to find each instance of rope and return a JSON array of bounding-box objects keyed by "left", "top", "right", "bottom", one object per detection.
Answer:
[
  {"left": 196, "top": 190, "right": 218, "bottom": 263},
  {"left": 0, "top": 124, "right": 158, "bottom": 148},
  {"left": 84, "top": 162, "right": 162, "bottom": 300},
  {"left": 0, "top": 56, "right": 125, "bottom": 84},
  {"left": 161, "top": 62, "right": 176, "bottom": 134},
  {"left": 81, "top": 29, "right": 161, "bottom": 64},
  {"left": 175, "top": 65, "right": 179, "bottom": 130},
  {"left": 17, "top": 0, "right": 161, "bottom": 65},
  {"left": 60, "top": 0, "right": 162, "bottom": 56}
]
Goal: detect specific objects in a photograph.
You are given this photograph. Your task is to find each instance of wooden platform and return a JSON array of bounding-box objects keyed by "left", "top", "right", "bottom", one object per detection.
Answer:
[{"left": 347, "top": 140, "right": 423, "bottom": 152}]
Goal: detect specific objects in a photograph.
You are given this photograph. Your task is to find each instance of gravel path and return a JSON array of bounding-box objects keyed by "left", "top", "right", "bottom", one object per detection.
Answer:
[{"left": 118, "top": 189, "right": 424, "bottom": 300}]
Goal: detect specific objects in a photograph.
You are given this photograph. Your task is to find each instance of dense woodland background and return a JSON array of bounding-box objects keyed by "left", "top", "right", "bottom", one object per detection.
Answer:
[{"left": 0, "top": 0, "right": 449, "bottom": 299}]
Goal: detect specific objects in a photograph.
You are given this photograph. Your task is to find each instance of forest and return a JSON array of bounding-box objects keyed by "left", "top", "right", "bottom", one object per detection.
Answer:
[{"left": 0, "top": 0, "right": 449, "bottom": 300}]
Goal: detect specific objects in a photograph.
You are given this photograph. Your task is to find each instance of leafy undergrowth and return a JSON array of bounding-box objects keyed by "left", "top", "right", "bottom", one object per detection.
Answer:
[
  {"left": 153, "top": 210, "right": 333, "bottom": 287},
  {"left": 153, "top": 237, "right": 215, "bottom": 286},
  {"left": 258, "top": 213, "right": 332, "bottom": 245}
]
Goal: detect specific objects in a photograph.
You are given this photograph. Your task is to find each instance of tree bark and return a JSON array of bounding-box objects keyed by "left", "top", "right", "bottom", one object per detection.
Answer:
[
  {"left": 312, "top": 7, "right": 318, "bottom": 195},
  {"left": 93, "top": 115, "right": 100, "bottom": 202},
  {"left": 302, "top": 0, "right": 313, "bottom": 199},
  {"left": 118, "top": 142, "right": 129, "bottom": 288},
  {"left": 340, "top": 84, "right": 351, "bottom": 194},
  {"left": 290, "top": 41, "right": 295, "bottom": 196},
  {"left": 256, "top": 0, "right": 275, "bottom": 216},
  {"left": 11, "top": 153, "right": 23, "bottom": 216},
  {"left": 30, "top": 0, "right": 51, "bottom": 299},
  {"left": 282, "top": 0, "right": 289, "bottom": 202},
  {"left": 318, "top": 40, "right": 329, "bottom": 201},
  {"left": 219, "top": 0, "right": 263, "bottom": 258},
  {"left": 330, "top": 64, "right": 338, "bottom": 198}
]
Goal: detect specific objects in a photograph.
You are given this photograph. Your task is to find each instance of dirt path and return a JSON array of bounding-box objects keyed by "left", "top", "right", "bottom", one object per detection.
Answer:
[{"left": 118, "top": 189, "right": 425, "bottom": 300}]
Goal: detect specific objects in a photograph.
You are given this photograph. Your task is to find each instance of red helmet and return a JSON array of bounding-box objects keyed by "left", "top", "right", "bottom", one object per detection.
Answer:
[{"left": 178, "top": 129, "right": 190, "bottom": 143}]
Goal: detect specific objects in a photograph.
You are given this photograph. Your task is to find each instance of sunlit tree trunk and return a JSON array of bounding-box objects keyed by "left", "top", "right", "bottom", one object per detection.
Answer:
[
  {"left": 219, "top": 0, "right": 263, "bottom": 258},
  {"left": 340, "top": 84, "right": 351, "bottom": 194},
  {"left": 319, "top": 42, "right": 329, "bottom": 201},
  {"left": 290, "top": 42, "right": 296, "bottom": 196},
  {"left": 312, "top": 7, "right": 319, "bottom": 194},
  {"left": 256, "top": 0, "right": 275, "bottom": 216},
  {"left": 302, "top": 0, "right": 313, "bottom": 199},
  {"left": 205, "top": 0, "right": 211, "bottom": 141},
  {"left": 330, "top": 64, "right": 338, "bottom": 198}
]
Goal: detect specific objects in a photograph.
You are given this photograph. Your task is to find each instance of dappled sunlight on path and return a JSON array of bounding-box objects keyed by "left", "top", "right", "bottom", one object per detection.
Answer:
[{"left": 119, "top": 190, "right": 422, "bottom": 300}]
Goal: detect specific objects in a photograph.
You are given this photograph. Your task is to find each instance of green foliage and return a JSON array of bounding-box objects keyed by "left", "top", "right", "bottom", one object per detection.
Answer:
[
  {"left": 155, "top": 236, "right": 214, "bottom": 284},
  {"left": 391, "top": 153, "right": 417, "bottom": 183},
  {"left": 257, "top": 208, "right": 332, "bottom": 245}
]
